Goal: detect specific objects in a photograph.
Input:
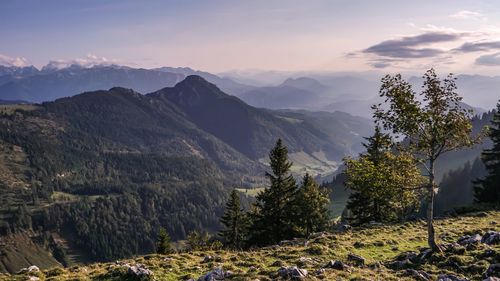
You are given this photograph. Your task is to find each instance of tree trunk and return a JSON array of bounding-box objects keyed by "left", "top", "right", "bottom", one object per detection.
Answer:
[{"left": 427, "top": 159, "right": 440, "bottom": 252}]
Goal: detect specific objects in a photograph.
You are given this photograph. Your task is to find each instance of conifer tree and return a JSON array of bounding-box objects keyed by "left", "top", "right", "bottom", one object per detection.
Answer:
[
  {"left": 475, "top": 102, "right": 500, "bottom": 204},
  {"left": 346, "top": 126, "right": 392, "bottom": 224},
  {"left": 220, "top": 189, "right": 248, "bottom": 249},
  {"left": 156, "top": 227, "right": 172, "bottom": 254},
  {"left": 293, "top": 174, "right": 330, "bottom": 236},
  {"left": 345, "top": 126, "right": 425, "bottom": 224},
  {"left": 250, "top": 139, "right": 297, "bottom": 245}
]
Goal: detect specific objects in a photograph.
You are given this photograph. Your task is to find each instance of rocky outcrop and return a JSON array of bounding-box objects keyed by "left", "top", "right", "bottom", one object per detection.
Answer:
[{"left": 278, "top": 266, "right": 308, "bottom": 279}]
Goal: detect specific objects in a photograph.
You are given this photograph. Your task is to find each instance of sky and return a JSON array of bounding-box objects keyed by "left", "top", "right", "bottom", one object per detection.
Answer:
[{"left": 2, "top": 0, "right": 500, "bottom": 75}]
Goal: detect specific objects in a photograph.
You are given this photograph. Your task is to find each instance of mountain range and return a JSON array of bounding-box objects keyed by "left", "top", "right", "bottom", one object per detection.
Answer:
[
  {"left": 0, "top": 75, "right": 374, "bottom": 271},
  {"left": 0, "top": 64, "right": 495, "bottom": 119}
]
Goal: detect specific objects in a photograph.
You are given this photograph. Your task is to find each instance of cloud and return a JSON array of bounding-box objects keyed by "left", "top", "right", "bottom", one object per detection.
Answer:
[
  {"left": 43, "top": 54, "right": 117, "bottom": 70},
  {"left": 454, "top": 40, "right": 500, "bottom": 53},
  {"left": 449, "top": 10, "right": 487, "bottom": 21},
  {"left": 363, "top": 32, "right": 463, "bottom": 58},
  {"left": 0, "top": 54, "right": 29, "bottom": 67},
  {"left": 475, "top": 52, "right": 500, "bottom": 66}
]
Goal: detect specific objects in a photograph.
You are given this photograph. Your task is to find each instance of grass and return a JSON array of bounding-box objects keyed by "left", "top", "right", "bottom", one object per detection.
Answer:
[{"left": 1, "top": 210, "right": 498, "bottom": 280}]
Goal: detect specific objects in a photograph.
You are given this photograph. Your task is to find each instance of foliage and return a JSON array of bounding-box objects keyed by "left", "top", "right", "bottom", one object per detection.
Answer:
[
  {"left": 292, "top": 173, "right": 330, "bottom": 236},
  {"left": 475, "top": 102, "right": 500, "bottom": 204},
  {"left": 219, "top": 189, "right": 248, "bottom": 249},
  {"left": 156, "top": 227, "right": 172, "bottom": 255},
  {"left": 345, "top": 151, "right": 425, "bottom": 224},
  {"left": 186, "top": 230, "right": 211, "bottom": 251},
  {"left": 249, "top": 139, "right": 298, "bottom": 245},
  {"left": 372, "top": 69, "right": 479, "bottom": 251}
]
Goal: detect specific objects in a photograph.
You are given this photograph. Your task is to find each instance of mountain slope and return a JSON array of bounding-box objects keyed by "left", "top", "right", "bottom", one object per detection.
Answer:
[
  {"left": 149, "top": 76, "right": 371, "bottom": 166},
  {"left": 0, "top": 76, "right": 373, "bottom": 270},
  {"left": 3, "top": 211, "right": 498, "bottom": 280},
  {"left": 154, "top": 66, "right": 255, "bottom": 96}
]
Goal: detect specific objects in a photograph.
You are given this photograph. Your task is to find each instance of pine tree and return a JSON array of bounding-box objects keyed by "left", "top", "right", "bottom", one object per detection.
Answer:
[
  {"left": 346, "top": 126, "right": 392, "bottom": 224},
  {"left": 219, "top": 189, "right": 247, "bottom": 249},
  {"left": 364, "top": 126, "right": 392, "bottom": 164},
  {"left": 250, "top": 139, "right": 297, "bottom": 245},
  {"left": 475, "top": 102, "right": 500, "bottom": 204},
  {"left": 156, "top": 227, "right": 172, "bottom": 254},
  {"left": 345, "top": 126, "right": 425, "bottom": 225},
  {"left": 293, "top": 174, "right": 330, "bottom": 236}
]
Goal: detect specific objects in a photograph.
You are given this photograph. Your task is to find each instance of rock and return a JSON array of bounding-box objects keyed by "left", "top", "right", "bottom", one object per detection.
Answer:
[
  {"left": 388, "top": 258, "right": 413, "bottom": 269},
  {"left": 297, "top": 257, "right": 317, "bottom": 267},
  {"left": 406, "top": 269, "right": 431, "bottom": 281},
  {"left": 483, "top": 277, "right": 500, "bottom": 281},
  {"left": 280, "top": 238, "right": 307, "bottom": 247},
  {"left": 314, "top": 268, "right": 325, "bottom": 276},
  {"left": 458, "top": 234, "right": 482, "bottom": 245},
  {"left": 248, "top": 266, "right": 258, "bottom": 272},
  {"left": 484, "top": 264, "right": 500, "bottom": 278},
  {"left": 336, "top": 224, "right": 352, "bottom": 232},
  {"left": 437, "top": 274, "right": 470, "bottom": 281},
  {"left": 298, "top": 257, "right": 313, "bottom": 264},
  {"left": 476, "top": 212, "right": 489, "bottom": 217},
  {"left": 308, "top": 232, "right": 327, "bottom": 239},
  {"left": 278, "top": 266, "right": 308, "bottom": 279},
  {"left": 324, "top": 260, "right": 350, "bottom": 271},
  {"left": 17, "top": 265, "right": 40, "bottom": 274},
  {"left": 395, "top": 251, "right": 419, "bottom": 262},
  {"left": 125, "top": 263, "right": 153, "bottom": 278},
  {"left": 443, "top": 243, "right": 466, "bottom": 255},
  {"left": 482, "top": 231, "right": 500, "bottom": 245},
  {"left": 347, "top": 253, "right": 365, "bottom": 265},
  {"left": 202, "top": 255, "right": 214, "bottom": 263},
  {"left": 271, "top": 260, "right": 284, "bottom": 267},
  {"left": 418, "top": 248, "right": 433, "bottom": 261},
  {"left": 27, "top": 266, "right": 40, "bottom": 273},
  {"left": 198, "top": 267, "right": 226, "bottom": 281},
  {"left": 484, "top": 249, "right": 498, "bottom": 257},
  {"left": 28, "top": 277, "right": 40, "bottom": 281}
]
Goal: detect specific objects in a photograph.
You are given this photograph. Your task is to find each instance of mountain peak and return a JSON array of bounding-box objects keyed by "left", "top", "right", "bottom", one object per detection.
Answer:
[
  {"left": 280, "top": 77, "right": 328, "bottom": 92},
  {"left": 179, "top": 75, "right": 215, "bottom": 87}
]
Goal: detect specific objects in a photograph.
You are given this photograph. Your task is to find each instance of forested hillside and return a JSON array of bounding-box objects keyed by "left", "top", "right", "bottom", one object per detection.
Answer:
[{"left": 0, "top": 76, "right": 372, "bottom": 273}]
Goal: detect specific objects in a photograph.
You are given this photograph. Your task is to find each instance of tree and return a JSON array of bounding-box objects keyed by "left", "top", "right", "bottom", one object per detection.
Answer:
[
  {"left": 475, "top": 102, "right": 500, "bottom": 204},
  {"left": 293, "top": 174, "right": 330, "bottom": 236},
  {"left": 186, "top": 230, "right": 210, "bottom": 251},
  {"left": 345, "top": 126, "right": 393, "bottom": 224},
  {"left": 156, "top": 227, "right": 172, "bottom": 254},
  {"left": 250, "top": 139, "right": 297, "bottom": 245},
  {"left": 345, "top": 151, "right": 424, "bottom": 224},
  {"left": 372, "top": 69, "right": 479, "bottom": 251},
  {"left": 219, "top": 189, "right": 248, "bottom": 249}
]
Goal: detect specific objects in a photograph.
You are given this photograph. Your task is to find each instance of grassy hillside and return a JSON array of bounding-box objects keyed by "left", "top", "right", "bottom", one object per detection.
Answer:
[{"left": 2, "top": 210, "right": 498, "bottom": 280}]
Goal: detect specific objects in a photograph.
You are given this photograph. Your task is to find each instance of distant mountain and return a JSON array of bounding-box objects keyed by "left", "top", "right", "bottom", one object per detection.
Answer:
[
  {"left": 150, "top": 76, "right": 371, "bottom": 165},
  {"left": 239, "top": 85, "right": 321, "bottom": 109},
  {"left": 0, "top": 66, "right": 185, "bottom": 102},
  {"left": 237, "top": 77, "right": 331, "bottom": 110},
  {"left": 408, "top": 74, "right": 500, "bottom": 111},
  {"left": 0, "top": 65, "right": 40, "bottom": 85},
  {"left": 280, "top": 77, "right": 329, "bottom": 93},
  {"left": 154, "top": 67, "right": 255, "bottom": 96}
]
